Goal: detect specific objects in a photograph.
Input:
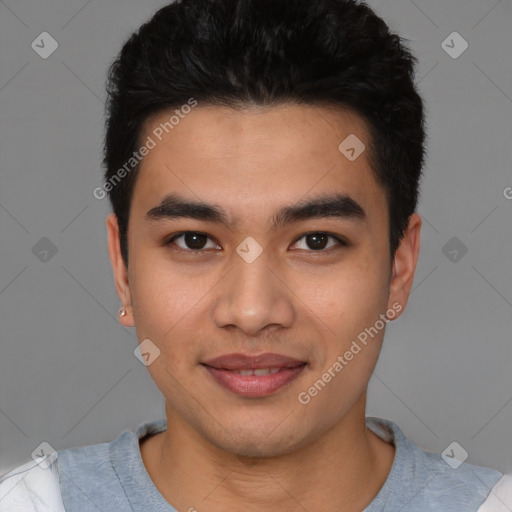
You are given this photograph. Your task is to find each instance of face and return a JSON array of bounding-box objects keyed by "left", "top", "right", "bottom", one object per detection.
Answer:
[{"left": 107, "top": 104, "right": 421, "bottom": 457}]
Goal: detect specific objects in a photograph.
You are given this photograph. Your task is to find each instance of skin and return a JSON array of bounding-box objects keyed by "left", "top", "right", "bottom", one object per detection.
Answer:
[{"left": 107, "top": 104, "right": 421, "bottom": 511}]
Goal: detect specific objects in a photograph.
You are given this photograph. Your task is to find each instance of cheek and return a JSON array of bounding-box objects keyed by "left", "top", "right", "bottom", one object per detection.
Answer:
[
  {"left": 290, "top": 257, "right": 388, "bottom": 334},
  {"left": 128, "top": 253, "right": 220, "bottom": 379},
  {"left": 130, "top": 250, "right": 209, "bottom": 327},
  {"left": 129, "top": 265, "right": 204, "bottom": 397}
]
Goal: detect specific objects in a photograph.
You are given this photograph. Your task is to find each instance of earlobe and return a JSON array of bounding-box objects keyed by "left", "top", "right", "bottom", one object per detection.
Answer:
[
  {"left": 387, "top": 212, "right": 422, "bottom": 318},
  {"left": 106, "top": 213, "right": 134, "bottom": 327},
  {"left": 118, "top": 306, "right": 134, "bottom": 326}
]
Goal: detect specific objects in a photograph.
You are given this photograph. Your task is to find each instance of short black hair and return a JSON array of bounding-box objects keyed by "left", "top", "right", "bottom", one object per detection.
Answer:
[{"left": 103, "top": 0, "right": 426, "bottom": 267}]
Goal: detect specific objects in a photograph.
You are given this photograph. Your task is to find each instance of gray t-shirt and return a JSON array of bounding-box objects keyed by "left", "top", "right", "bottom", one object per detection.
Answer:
[
  {"left": 0, "top": 416, "right": 506, "bottom": 511},
  {"left": 55, "top": 416, "right": 502, "bottom": 511}
]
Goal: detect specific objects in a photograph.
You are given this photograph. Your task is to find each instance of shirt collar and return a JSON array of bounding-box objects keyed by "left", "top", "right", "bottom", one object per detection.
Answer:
[{"left": 109, "top": 416, "right": 407, "bottom": 512}]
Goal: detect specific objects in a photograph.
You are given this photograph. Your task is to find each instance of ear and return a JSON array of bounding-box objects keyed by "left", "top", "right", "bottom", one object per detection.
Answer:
[
  {"left": 387, "top": 212, "right": 422, "bottom": 318},
  {"left": 106, "top": 213, "right": 134, "bottom": 327}
]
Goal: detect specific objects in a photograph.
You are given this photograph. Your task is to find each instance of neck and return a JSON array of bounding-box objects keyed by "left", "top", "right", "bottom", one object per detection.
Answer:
[{"left": 140, "top": 396, "right": 395, "bottom": 512}]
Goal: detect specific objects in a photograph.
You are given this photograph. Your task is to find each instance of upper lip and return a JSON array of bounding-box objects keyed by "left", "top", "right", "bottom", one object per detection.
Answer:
[{"left": 201, "top": 352, "right": 306, "bottom": 370}]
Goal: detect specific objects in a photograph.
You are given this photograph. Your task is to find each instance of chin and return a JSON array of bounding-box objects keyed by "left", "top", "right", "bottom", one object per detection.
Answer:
[{"left": 205, "top": 422, "right": 307, "bottom": 459}]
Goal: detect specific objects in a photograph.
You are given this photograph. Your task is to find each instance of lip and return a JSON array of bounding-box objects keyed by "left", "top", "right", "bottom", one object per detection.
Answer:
[
  {"left": 202, "top": 352, "right": 306, "bottom": 370},
  {"left": 201, "top": 352, "right": 307, "bottom": 397}
]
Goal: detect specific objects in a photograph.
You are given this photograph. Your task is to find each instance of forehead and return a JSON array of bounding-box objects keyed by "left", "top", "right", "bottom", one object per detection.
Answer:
[{"left": 131, "top": 104, "right": 387, "bottom": 227}]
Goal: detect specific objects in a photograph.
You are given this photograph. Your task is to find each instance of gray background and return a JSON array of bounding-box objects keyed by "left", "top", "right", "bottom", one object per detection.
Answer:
[{"left": 0, "top": 0, "right": 511, "bottom": 478}]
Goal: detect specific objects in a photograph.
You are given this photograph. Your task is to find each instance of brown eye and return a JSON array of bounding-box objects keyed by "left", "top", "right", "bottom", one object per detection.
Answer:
[
  {"left": 167, "top": 232, "right": 219, "bottom": 251},
  {"left": 292, "top": 232, "right": 347, "bottom": 251}
]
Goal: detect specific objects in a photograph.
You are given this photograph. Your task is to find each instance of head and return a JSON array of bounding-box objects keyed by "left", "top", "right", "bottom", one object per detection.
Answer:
[{"left": 105, "top": 0, "right": 425, "bottom": 457}]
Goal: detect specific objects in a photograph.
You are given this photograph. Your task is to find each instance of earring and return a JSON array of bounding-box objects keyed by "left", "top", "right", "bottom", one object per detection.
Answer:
[{"left": 119, "top": 307, "right": 127, "bottom": 318}]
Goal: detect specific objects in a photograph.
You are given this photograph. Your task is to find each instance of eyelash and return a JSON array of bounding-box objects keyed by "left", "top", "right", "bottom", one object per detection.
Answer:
[{"left": 165, "top": 231, "right": 348, "bottom": 253}]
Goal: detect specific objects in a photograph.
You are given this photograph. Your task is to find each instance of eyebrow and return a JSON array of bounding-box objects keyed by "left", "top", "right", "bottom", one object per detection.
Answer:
[{"left": 145, "top": 192, "right": 367, "bottom": 231}]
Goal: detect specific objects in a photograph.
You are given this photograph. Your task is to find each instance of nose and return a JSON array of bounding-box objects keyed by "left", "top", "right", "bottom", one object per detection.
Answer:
[{"left": 211, "top": 250, "right": 295, "bottom": 337}]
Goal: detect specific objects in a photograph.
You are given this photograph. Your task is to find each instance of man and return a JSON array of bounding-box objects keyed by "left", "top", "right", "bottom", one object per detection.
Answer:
[{"left": 0, "top": 0, "right": 510, "bottom": 510}]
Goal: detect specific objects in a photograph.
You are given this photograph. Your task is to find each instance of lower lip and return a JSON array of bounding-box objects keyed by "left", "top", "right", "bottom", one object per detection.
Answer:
[{"left": 202, "top": 364, "right": 306, "bottom": 397}]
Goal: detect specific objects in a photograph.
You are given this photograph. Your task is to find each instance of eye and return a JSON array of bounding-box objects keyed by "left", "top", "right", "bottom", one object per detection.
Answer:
[
  {"left": 165, "top": 231, "right": 347, "bottom": 253},
  {"left": 291, "top": 232, "right": 347, "bottom": 252},
  {"left": 166, "top": 232, "right": 220, "bottom": 251}
]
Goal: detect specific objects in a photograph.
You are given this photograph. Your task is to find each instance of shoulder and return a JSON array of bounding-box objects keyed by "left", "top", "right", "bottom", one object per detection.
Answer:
[
  {"left": 0, "top": 432, "right": 131, "bottom": 512},
  {"left": 366, "top": 417, "right": 504, "bottom": 511},
  {"left": 419, "top": 448, "right": 503, "bottom": 502},
  {"left": 57, "top": 435, "right": 113, "bottom": 477},
  {"left": 0, "top": 454, "right": 66, "bottom": 512},
  {"left": 56, "top": 419, "right": 166, "bottom": 511},
  {"left": 0, "top": 425, "right": 139, "bottom": 512},
  {"left": 404, "top": 432, "right": 503, "bottom": 509},
  {"left": 56, "top": 430, "right": 133, "bottom": 510}
]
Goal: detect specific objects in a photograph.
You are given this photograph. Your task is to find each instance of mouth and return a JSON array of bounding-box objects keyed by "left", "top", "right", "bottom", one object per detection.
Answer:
[
  {"left": 201, "top": 353, "right": 307, "bottom": 397},
  {"left": 200, "top": 353, "right": 308, "bottom": 397}
]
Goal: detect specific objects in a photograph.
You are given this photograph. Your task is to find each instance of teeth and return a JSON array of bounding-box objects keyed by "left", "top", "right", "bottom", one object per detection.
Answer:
[{"left": 232, "top": 368, "right": 281, "bottom": 376}]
